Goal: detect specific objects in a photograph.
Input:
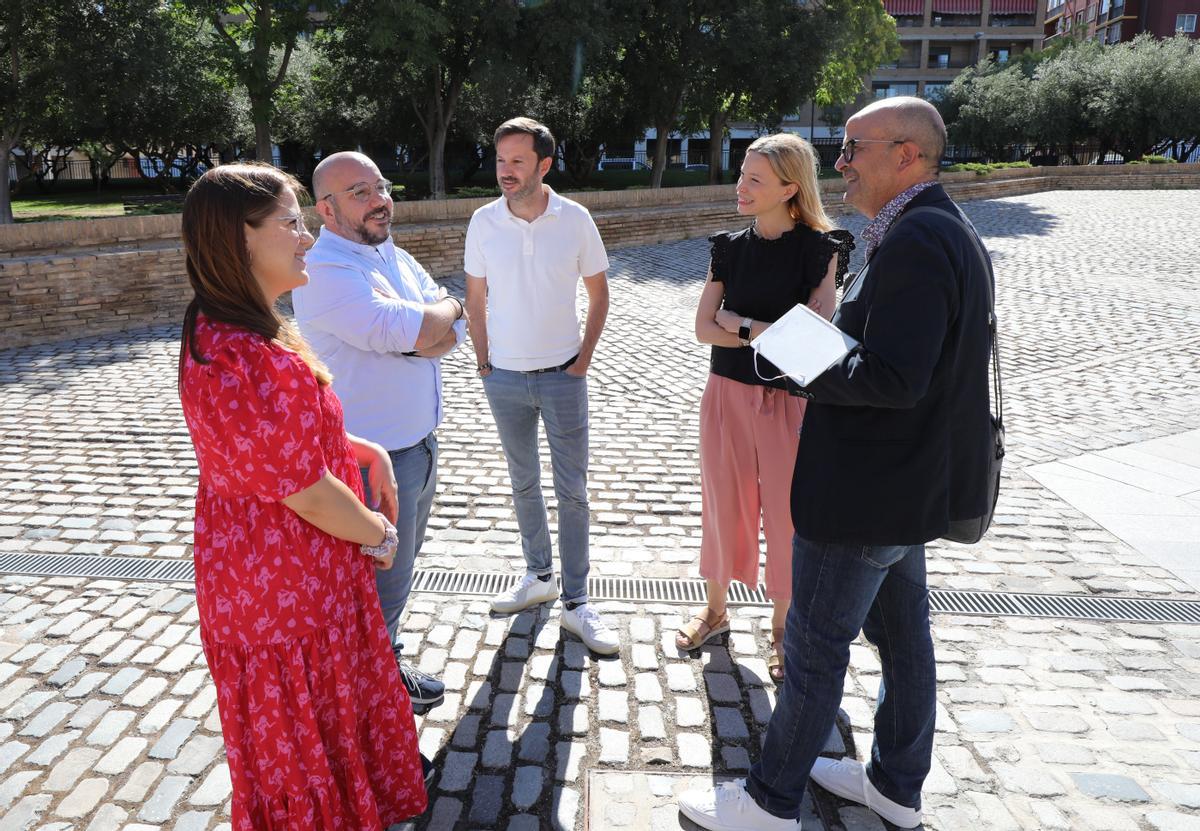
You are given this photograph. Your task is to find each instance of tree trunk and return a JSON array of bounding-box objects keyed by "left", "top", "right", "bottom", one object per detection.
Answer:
[
  {"left": 0, "top": 140, "right": 14, "bottom": 224},
  {"left": 428, "top": 123, "right": 447, "bottom": 199},
  {"left": 650, "top": 121, "right": 671, "bottom": 189},
  {"left": 708, "top": 112, "right": 726, "bottom": 186},
  {"left": 255, "top": 116, "right": 273, "bottom": 165}
]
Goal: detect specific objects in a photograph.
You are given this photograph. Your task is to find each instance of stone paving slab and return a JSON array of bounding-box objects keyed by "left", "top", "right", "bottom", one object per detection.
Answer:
[
  {"left": 1031, "top": 429, "right": 1200, "bottom": 592},
  {"left": 584, "top": 770, "right": 823, "bottom": 830}
]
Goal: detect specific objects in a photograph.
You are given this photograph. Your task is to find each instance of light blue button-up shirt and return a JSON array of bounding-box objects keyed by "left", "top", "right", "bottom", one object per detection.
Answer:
[{"left": 293, "top": 228, "right": 465, "bottom": 451}]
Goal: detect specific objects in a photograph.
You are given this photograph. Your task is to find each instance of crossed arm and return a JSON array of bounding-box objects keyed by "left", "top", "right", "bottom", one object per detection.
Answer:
[{"left": 695, "top": 256, "right": 837, "bottom": 346}]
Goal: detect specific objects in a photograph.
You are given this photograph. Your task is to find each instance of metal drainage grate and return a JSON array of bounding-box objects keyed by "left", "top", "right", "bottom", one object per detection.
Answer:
[
  {"left": 0, "top": 553, "right": 194, "bottom": 583},
  {"left": 1, "top": 554, "right": 1198, "bottom": 626}
]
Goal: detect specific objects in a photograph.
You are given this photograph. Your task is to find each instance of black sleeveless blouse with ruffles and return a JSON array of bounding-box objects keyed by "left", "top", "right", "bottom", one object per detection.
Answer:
[{"left": 709, "top": 223, "right": 854, "bottom": 390}]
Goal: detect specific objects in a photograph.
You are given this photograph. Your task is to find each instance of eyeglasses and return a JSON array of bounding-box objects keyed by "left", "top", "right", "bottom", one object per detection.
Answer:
[
  {"left": 272, "top": 212, "right": 307, "bottom": 234},
  {"left": 319, "top": 179, "right": 393, "bottom": 203},
  {"left": 839, "top": 138, "right": 907, "bottom": 163}
]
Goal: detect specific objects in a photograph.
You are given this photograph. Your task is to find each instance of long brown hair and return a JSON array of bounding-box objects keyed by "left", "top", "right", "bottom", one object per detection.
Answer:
[{"left": 178, "top": 163, "right": 331, "bottom": 385}]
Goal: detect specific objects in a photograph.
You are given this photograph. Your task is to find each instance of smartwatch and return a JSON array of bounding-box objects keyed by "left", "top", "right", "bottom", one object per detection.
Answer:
[{"left": 738, "top": 318, "right": 752, "bottom": 346}]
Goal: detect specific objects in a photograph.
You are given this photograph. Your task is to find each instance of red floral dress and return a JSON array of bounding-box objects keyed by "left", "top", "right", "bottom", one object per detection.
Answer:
[{"left": 179, "top": 316, "right": 426, "bottom": 830}]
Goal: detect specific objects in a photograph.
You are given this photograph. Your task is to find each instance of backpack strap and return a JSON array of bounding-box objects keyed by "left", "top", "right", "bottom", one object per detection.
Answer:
[{"left": 887, "top": 206, "right": 1003, "bottom": 430}]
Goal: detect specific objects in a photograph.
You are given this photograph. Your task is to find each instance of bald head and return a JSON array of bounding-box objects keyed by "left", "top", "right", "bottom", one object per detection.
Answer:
[
  {"left": 312, "top": 151, "right": 380, "bottom": 202},
  {"left": 311, "top": 151, "right": 393, "bottom": 245},
  {"left": 850, "top": 97, "right": 946, "bottom": 174}
]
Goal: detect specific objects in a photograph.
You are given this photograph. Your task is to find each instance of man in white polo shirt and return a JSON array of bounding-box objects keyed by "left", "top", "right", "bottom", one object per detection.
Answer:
[
  {"left": 293, "top": 151, "right": 465, "bottom": 710},
  {"left": 464, "top": 117, "right": 617, "bottom": 655}
]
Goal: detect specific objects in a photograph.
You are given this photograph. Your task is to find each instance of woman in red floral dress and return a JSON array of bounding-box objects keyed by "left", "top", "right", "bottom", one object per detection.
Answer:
[{"left": 177, "top": 164, "right": 427, "bottom": 829}]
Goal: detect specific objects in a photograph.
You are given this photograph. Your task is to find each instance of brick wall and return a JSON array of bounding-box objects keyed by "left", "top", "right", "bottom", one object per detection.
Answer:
[{"left": 2, "top": 164, "right": 1198, "bottom": 350}]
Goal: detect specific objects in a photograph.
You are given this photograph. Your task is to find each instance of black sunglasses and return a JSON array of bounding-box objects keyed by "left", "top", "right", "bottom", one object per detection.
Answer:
[{"left": 839, "top": 138, "right": 907, "bottom": 163}]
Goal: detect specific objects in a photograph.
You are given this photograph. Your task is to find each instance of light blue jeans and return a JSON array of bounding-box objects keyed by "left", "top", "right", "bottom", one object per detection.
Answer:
[
  {"left": 361, "top": 432, "right": 437, "bottom": 653},
  {"left": 482, "top": 366, "right": 590, "bottom": 603}
]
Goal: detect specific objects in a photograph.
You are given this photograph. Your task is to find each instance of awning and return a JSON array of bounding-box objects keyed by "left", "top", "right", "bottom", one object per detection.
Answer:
[
  {"left": 989, "top": 0, "right": 1037, "bottom": 13},
  {"left": 884, "top": 0, "right": 924, "bottom": 15},
  {"left": 932, "top": 0, "right": 981, "bottom": 13}
]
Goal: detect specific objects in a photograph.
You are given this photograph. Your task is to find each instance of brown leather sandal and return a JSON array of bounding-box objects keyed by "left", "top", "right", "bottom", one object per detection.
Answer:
[
  {"left": 675, "top": 608, "right": 730, "bottom": 651},
  {"left": 768, "top": 628, "right": 785, "bottom": 683}
]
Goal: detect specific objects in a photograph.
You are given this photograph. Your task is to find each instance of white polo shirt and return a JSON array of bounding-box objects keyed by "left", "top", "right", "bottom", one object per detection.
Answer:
[
  {"left": 464, "top": 187, "right": 609, "bottom": 371},
  {"left": 293, "top": 229, "right": 465, "bottom": 451}
]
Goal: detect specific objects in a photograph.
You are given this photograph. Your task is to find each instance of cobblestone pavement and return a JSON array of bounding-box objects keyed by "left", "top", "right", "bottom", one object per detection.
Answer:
[{"left": 1, "top": 190, "right": 1200, "bottom": 830}]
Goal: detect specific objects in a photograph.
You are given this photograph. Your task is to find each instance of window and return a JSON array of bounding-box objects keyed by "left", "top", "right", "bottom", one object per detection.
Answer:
[
  {"left": 1108, "top": 21, "right": 1121, "bottom": 41},
  {"left": 932, "top": 13, "right": 981, "bottom": 27},
  {"left": 1075, "top": 11, "right": 1085, "bottom": 24},
  {"left": 1101, "top": 0, "right": 1110, "bottom": 13},
  {"left": 923, "top": 83, "right": 950, "bottom": 102},
  {"left": 991, "top": 48, "right": 1011, "bottom": 64},
  {"left": 1178, "top": 14, "right": 1197, "bottom": 32},
  {"left": 873, "top": 82, "right": 919, "bottom": 99},
  {"left": 1087, "top": 4, "right": 1096, "bottom": 21}
]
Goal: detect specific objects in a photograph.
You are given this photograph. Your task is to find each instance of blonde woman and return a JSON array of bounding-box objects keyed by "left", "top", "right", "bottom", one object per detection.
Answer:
[{"left": 676, "top": 133, "right": 853, "bottom": 682}]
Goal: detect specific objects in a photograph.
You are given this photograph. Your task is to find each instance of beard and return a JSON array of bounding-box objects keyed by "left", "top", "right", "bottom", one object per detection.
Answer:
[
  {"left": 333, "top": 202, "right": 391, "bottom": 245},
  {"left": 502, "top": 172, "right": 542, "bottom": 203}
]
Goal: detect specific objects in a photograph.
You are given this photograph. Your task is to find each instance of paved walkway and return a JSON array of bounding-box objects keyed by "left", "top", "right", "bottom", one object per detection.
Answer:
[{"left": 1, "top": 190, "right": 1200, "bottom": 830}]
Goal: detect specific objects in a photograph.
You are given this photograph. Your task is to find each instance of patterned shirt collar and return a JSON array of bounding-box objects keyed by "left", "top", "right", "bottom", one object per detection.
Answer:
[{"left": 862, "top": 180, "right": 939, "bottom": 259}]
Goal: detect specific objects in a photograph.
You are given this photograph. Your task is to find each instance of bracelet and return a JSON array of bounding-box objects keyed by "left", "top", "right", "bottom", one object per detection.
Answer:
[
  {"left": 447, "top": 296, "right": 465, "bottom": 320},
  {"left": 361, "top": 513, "right": 398, "bottom": 560},
  {"left": 478, "top": 361, "right": 493, "bottom": 376}
]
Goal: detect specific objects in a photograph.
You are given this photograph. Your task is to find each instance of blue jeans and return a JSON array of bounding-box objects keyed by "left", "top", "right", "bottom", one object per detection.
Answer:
[
  {"left": 482, "top": 366, "right": 590, "bottom": 603},
  {"left": 747, "top": 535, "right": 936, "bottom": 819},
  {"left": 360, "top": 432, "right": 437, "bottom": 652}
]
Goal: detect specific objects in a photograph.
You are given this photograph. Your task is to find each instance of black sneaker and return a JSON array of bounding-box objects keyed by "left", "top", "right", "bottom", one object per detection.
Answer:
[{"left": 398, "top": 661, "right": 445, "bottom": 710}]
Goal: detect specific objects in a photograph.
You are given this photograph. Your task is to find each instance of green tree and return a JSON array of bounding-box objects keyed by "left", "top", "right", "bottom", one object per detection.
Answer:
[
  {"left": 89, "top": 3, "right": 240, "bottom": 186},
  {"left": 494, "top": 0, "right": 642, "bottom": 187},
  {"left": 0, "top": 2, "right": 77, "bottom": 223},
  {"left": 326, "top": 0, "right": 519, "bottom": 198},
  {"left": 1155, "top": 36, "right": 1200, "bottom": 161},
  {"left": 619, "top": 0, "right": 709, "bottom": 188},
  {"left": 1028, "top": 40, "right": 1104, "bottom": 163},
  {"left": 938, "top": 62, "right": 1033, "bottom": 162},
  {"left": 1091, "top": 34, "right": 1194, "bottom": 161},
  {"left": 684, "top": 0, "right": 833, "bottom": 184},
  {"left": 182, "top": 0, "right": 332, "bottom": 163},
  {"left": 814, "top": 0, "right": 901, "bottom": 111}
]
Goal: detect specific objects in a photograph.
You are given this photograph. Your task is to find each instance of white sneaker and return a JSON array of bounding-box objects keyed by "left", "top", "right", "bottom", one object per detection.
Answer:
[
  {"left": 560, "top": 602, "right": 620, "bottom": 655},
  {"left": 678, "top": 779, "right": 799, "bottom": 830},
  {"left": 809, "top": 756, "right": 922, "bottom": 829},
  {"left": 490, "top": 572, "right": 558, "bottom": 614}
]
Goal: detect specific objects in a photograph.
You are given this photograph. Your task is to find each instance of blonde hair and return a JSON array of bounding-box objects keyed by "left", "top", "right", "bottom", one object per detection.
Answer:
[{"left": 746, "top": 134, "right": 833, "bottom": 233}]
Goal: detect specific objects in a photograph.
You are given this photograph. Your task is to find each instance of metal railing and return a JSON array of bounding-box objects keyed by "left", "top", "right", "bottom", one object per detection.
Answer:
[{"left": 9, "top": 154, "right": 224, "bottom": 184}]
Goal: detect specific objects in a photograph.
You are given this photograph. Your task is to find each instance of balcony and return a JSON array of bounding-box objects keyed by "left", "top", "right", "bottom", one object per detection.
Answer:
[
  {"left": 927, "top": 40, "right": 978, "bottom": 69},
  {"left": 989, "top": 13, "right": 1036, "bottom": 26},
  {"left": 879, "top": 43, "right": 924, "bottom": 69},
  {"left": 932, "top": 13, "right": 982, "bottom": 26}
]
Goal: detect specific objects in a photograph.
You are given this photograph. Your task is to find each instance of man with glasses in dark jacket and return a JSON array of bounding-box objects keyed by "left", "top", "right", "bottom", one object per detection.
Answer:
[{"left": 680, "top": 97, "right": 994, "bottom": 831}]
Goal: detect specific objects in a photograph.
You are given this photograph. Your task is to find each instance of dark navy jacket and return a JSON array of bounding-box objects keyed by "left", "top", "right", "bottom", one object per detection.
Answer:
[{"left": 792, "top": 184, "right": 994, "bottom": 545}]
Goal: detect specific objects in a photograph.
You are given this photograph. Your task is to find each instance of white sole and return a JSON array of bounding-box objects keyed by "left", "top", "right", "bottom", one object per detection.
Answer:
[
  {"left": 489, "top": 587, "right": 558, "bottom": 614},
  {"left": 677, "top": 796, "right": 796, "bottom": 831},
  {"left": 810, "top": 763, "right": 921, "bottom": 829},
  {"left": 677, "top": 800, "right": 730, "bottom": 831},
  {"left": 560, "top": 622, "right": 620, "bottom": 655}
]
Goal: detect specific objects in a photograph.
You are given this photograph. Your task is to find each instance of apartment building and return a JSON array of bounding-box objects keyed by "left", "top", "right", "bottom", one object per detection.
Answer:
[{"left": 1044, "top": 0, "right": 1200, "bottom": 45}]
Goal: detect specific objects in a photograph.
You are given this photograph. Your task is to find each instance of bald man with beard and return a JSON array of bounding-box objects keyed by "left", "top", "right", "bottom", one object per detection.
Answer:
[
  {"left": 680, "top": 97, "right": 996, "bottom": 830},
  {"left": 292, "top": 152, "right": 466, "bottom": 713}
]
